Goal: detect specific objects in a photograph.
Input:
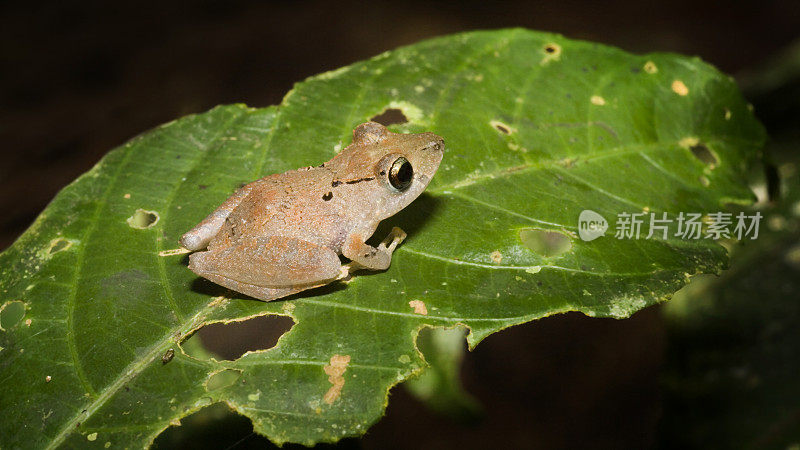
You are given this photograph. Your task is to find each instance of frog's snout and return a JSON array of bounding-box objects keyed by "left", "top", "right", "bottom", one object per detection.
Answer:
[
  {"left": 426, "top": 136, "right": 445, "bottom": 165},
  {"left": 425, "top": 136, "right": 445, "bottom": 153}
]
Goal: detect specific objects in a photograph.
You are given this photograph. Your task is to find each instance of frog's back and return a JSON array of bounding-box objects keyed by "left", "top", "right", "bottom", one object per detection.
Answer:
[{"left": 212, "top": 168, "right": 347, "bottom": 249}]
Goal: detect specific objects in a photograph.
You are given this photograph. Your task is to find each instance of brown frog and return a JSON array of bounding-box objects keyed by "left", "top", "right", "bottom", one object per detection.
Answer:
[{"left": 180, "top": 122, "right": 444, "bottom": 301}]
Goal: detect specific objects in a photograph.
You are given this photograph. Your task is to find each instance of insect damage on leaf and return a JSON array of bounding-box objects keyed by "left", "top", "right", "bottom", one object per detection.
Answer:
[
  {"left": 158, "top": 248, "right": 190, "bottom": 257},
  {"left": 490, "top": 120, "right": 515, "bottom": 135},
  {"left": 126, "top": 209, "right": 159, "bottom": 229},
  {"left": 541, "top": 42, "right": 562, "bottom": 64},
  {"left": 590, "top": 95, "right": 606, "bottom": 106},
  {"left": 0, "top": 300, "right": 25, "bottom": 331},
  {"left": 39, "top": 237, "right": 76, "bottom": 259},
  {"left": 408, "top": 300, "right": 428, "bottom": 315},
  {"left": 672, "top": 79, "right": 689, "bottom": 96},
  {"left": 323, "top": 355, "right": 351, "bottom": 405}
]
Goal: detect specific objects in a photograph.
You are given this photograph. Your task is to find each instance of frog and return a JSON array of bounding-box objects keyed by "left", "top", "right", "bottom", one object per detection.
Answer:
[{"left": 180, "top": 122, "right": 444, "bottom": 302}]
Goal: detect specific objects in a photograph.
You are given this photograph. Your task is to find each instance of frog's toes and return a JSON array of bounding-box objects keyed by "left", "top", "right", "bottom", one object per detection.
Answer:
[
  {"left": 384, "top": 227, "right": 407, "bottom": 252},
  {"left": 391, "top": 227, "right": 408, "bottom": 243}
]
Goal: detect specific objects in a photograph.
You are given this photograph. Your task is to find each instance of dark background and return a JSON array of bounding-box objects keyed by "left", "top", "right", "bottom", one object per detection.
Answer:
[{"left": 2, "top": 1, "right": 798, "bottom": 448}]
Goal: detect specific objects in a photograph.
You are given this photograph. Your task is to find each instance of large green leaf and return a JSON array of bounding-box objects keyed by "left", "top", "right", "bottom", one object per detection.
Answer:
[{"left": 0, "top": 29, "right": 764, "bottom": 447}]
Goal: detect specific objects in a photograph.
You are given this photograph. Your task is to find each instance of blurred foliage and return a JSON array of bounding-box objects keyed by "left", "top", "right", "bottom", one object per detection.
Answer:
[{"left": 660, "top": 41, "right": 800, "bottom": 448}]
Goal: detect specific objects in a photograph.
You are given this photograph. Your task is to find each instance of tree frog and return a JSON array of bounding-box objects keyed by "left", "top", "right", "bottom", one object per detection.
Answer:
[{"left": 180, "top": 122, "right": 444, "bottom": 302}]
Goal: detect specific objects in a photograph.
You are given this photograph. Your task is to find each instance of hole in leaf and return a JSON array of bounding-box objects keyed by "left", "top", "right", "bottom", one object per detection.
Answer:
[
  {"left": 205, "top": 369, "right": 242, "bottom": 391},
  {"left": 542, "top": 43, "right": 562, "bottom": 59},
  {"left": 490, "top": 120, "right": 514, "bottom": 135},
  {"left": 152, "top": 403, "right": 273, "bottom": 448},
  {"left": 519, "top": 229, "right": 572, "bottom": 257},
  {"left": 49, "top": 238, "right": 73, "bottom": 254},
  {"left": 689, "top": 143, "right": 718, "bottom": 167},
  {"left": 184, "top": 315, "right": 295, "bottom": 361},
  {"left": 371, "top": 108, "right": 408, "bottom": 126},
  {"left": 0, "top": 301, "right": 25, "bottom": 330},
  {"left": 126, "top": 209, "right": 159, "bottom": 229}
]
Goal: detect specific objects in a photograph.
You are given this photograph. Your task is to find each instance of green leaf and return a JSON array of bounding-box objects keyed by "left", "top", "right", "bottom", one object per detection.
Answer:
[{"left": 0, "top": 28, "right": 764, "bottom": 448}]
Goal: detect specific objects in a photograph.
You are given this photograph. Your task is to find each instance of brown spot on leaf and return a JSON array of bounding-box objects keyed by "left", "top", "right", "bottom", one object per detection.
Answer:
[
  {"left": 490, "top": 250, "right": 503, "bottom": 263},
  {"left": 323, "top": 354, "right": 351, "bottom": 404},
  {"left": 408, "top": 300, "right": 428, "bottom": 315},
  {"left": 671, "top": 80, "right": 689, "bottom": 96},
  {"left": 590, "top": 95, "right": 606, "bottom": 106},
  {"left": 543, "top": 43, "right": 561, "bottom": 57},
  {"left": 490, "top": 120, "right": 514, "bottom": 135},
  {"left": 541, "top": 43, "right": 562, "bottom": 64}
]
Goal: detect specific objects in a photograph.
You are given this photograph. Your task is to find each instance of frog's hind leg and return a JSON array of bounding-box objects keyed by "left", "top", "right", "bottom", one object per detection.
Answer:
[
  {"left": 179, "top": 183, "right": 257, "bottom": 251},
  {"left": 188, "top": 235, "right": 342, "bottom": 302}
]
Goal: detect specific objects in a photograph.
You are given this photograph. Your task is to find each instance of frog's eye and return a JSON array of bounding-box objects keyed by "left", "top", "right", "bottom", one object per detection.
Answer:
[{"left": 388, "top": 156, "right": 413, "bottom": 191}]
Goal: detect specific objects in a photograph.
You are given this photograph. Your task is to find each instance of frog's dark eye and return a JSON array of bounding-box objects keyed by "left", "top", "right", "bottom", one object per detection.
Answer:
[{"left": 388, "top": 157, "right": 413, "bottom": 191}]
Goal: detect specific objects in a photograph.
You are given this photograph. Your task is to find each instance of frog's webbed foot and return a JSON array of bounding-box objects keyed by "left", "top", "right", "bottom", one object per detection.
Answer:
[{"left": 343, "top": 226, "right": 407, "bottom": 272}]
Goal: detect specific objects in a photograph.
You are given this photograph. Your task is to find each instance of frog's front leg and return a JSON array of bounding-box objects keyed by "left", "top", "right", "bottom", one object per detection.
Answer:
[
  {"left": 189, "top": 235, "right": 342, "bottom": 302},
  {"left": 342, "top": 226, "right": 407, "bottom": 273},
  {"left": 180, "top": 182, "right": 257, "bottom": 251}
]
